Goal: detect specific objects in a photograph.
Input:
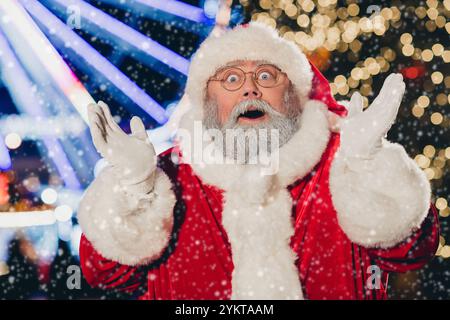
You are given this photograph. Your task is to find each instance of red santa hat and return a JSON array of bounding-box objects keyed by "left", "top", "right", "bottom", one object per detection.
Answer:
[
  {"left": 176, "top": 21, "right": 348, "bottom": 183},
  {"left": 183, "top": 21, "right": 348, "bottom": 119}
]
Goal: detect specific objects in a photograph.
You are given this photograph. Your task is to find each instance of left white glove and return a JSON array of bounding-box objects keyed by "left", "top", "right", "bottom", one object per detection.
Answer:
[
  {"left": 337, "top": 73, "right": 406, "bottom": 164},
  {"left": 87, "top": 101, "right": 157, "bottom": 194}
]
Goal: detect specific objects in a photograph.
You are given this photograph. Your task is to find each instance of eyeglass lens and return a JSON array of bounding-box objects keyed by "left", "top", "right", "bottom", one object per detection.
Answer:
[{"left": 217, "top": 65, "right": 281, "bottom": 91}]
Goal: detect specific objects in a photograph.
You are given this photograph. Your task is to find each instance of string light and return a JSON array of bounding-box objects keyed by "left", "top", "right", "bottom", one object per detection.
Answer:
[
  {"left": 4, "top": 133, "right": 22, "bottom": 150},
  {"left": 242, "top": 0, "right": 449, "bottom": 259}
]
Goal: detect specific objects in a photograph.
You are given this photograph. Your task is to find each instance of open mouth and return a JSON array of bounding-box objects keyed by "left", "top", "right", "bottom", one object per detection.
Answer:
[{"left": 238, "top": 109, "right": 266, "bottom": 120}]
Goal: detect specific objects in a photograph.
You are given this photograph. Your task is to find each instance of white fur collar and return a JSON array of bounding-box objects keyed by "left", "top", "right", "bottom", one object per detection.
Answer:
[{"left": 175, "top": 99, "right": 331, "bottom": 300}]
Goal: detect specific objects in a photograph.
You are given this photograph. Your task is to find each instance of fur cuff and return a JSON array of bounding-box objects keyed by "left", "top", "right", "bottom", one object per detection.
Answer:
[
  {"left": 77, "top": 166, "right": 176, "bottom": 266},
  {"left": 329, "top": 140, "right": 431, "bottom": 248}
]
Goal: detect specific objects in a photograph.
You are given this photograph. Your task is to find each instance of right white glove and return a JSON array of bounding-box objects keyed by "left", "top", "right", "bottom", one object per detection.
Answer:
[
  {"left": 87, "top": 101, "right": 157, "bottom": 194},
  {"left": 338, "top": 73, "right": 406, "bottom": 161}
]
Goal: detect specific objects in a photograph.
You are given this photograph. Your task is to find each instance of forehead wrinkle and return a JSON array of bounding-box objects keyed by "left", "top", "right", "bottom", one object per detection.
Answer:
[{"left": 222, "top": 59, "right": 270, "bottom": 68}]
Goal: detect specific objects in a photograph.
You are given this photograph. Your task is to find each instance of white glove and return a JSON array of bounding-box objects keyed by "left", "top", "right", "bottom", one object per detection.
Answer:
[
  {"left": 337, "top": 73, "right": 406, "bottom": 165},
  {"left": 87, "top": 101, "right": 157, "bottom": 194}
]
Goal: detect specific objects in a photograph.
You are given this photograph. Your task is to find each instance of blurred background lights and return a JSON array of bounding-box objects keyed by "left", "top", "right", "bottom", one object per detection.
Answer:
[
  {"left": 54, "top": 204, "right": 73, "bottom": 222},
  {"left": 0, "top": 0, "right": 446, "bottom": 300},
  {"left": 40, "top": 187, "right": 57, "bottom": 205},
  {"left": 203, "top": 0, "right": 219, "bottom": 18},
  {"left": 0, "top": 0, "right": 242, "bottom": 300},
  {"left": 23, "top": 176, "right": 41, "bottom": 193},
  {"left": 241, "top": 0, "right": 450, "bottom": 299},
  {"left": 4, "top": 133, "right": 22, "bottom": 150}
]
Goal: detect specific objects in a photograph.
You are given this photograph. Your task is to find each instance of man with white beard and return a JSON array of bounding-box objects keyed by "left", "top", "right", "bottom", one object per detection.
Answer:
[
  {"left": 202, "top": 78, "right": 301, "bottom": 164},
  {"left": 78, "top": 22, "right": 439, "bottom": 300}
]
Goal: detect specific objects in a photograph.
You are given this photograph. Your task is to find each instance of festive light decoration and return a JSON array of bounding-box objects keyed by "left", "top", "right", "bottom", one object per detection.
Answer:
[
  {"left": 0, "top": 0, "right": 94, "bottom": 123},
  {"left": 0, "top": 210, "right": 56, "bottom": 228},
  {"left": 0, "top": 0, "right": 446, "bottom": 299},
  {"left": 21, "top": 0, "right": 168, "bottom": 124},
  {"left": 0, "top": 29, "right": 81, "bottom": 189},
  {"left": 0, "top": 115, "right": 85, "bottom": 139},
  {"left": 100, "top": 0, "right": 214, "bottom": 24},
  {"left": 240, "top": 0, "right": 449, "bottom": 264},
  {"left": 4, "top": 133, "right": 22, "bottom": 150},
  {"left": 401, "top": 63, "right": 426, "bottom": 80},
  {"left": 41, "top": 0, "right": 190, "bottom": 76},
  {"left": 41, "top": 188, "right": 58, "bottom": 205},
  {"left": 0, "top": 0, "right": 230, "bottom": 236},
  {"left": 54, "top": 205, "right": 73, "bottom": 222}
]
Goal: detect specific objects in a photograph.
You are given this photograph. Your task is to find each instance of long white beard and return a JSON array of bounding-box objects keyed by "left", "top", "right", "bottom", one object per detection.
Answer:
[{"left": 203, "top": 91, "right": 301, "bottom": 163}]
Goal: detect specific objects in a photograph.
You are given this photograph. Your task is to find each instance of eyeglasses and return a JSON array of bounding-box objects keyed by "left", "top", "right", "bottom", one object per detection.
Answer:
[{"left": 207, "top": 64, "right": 287, "bottom": 91}]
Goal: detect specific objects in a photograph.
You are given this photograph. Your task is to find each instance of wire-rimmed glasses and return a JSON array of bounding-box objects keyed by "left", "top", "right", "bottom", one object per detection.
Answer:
[{"left": 207, "top": 64, "right": 287, "bottom": 91}]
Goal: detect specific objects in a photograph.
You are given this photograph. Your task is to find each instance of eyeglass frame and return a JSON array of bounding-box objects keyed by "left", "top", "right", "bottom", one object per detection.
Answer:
[{"left": 206, "top": 64, "right": 288, "bottom": 92}]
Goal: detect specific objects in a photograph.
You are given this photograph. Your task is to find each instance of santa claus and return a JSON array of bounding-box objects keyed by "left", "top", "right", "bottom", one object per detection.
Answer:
[{"left": 78, "top": 22, "right": 439, "bottom": 300}]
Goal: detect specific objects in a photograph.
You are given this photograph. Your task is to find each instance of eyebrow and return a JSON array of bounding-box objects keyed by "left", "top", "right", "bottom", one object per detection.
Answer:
[{"left": 224, "top": 60, "right": 269, "bottom": 68}]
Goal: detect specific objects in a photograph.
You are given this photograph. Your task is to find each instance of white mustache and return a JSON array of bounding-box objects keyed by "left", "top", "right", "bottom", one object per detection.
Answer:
[{"left": 226, "top": 99, "right": 284, "bottom": 126}]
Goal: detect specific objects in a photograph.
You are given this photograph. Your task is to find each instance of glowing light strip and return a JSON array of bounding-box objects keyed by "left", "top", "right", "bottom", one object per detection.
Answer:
[
  {"left": 0, "top": 0, "right": 94, "bottom": 123},
  {"left": 100, "top": 0, "right": 212, "bottom": 24},
  {"left": 86, "top": 0, "right": 213, "bottom": 38},
  {"left": 22, "top": 0, "right": 167, "bottom": 124},
  {"left": 0, "top": 115, "right": 85, "bottom": 139},
  {"left": 0, "top": 185, "right": 82, "bottom": 229},
  {"left": 0, "top": 29, "right": 81, "bottom": 189},
  {"left": 0, "top": 211, "right": 56, "bottom": 228},
  {"left": 42, "top": 0, "right": 190, "bottom": 75},
  {"left": 0, "top": 2, "right": 97, "bottom": 184}
]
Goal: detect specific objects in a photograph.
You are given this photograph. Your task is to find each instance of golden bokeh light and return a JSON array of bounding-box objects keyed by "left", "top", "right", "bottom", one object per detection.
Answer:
[
  {"left": 430, "top": 112, "right": 443, "bottom": 125},
  {"left": 431, "top": 71, "right": 443, "bottom": 84},
  {"left": 417, "top": 95, "right": 430, "bottom": 108},
  {"left": 421, "top": 49, "right": 434, "bottom": 62},
  {"left": 436, "top": 198, "right": 448, "bottom": 211},
  {"left": 400, "top": 33, "right": 413, "bottom": 44},
  {"left": 424, "top": 145, "right": 436, "bottom": 158}
]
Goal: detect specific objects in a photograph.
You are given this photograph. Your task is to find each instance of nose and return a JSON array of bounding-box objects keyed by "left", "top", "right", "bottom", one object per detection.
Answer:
[{"left": 241, "top": 74, "right": 262, "bottom": 99}]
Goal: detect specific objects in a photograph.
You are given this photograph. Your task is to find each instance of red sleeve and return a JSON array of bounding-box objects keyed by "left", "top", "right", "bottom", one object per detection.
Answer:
[
  {"left": 367, "top": 203, "right": 440, "bottom": 273},
  {"left": 79, "top": 234, "right": 147, "bottom": 295}
]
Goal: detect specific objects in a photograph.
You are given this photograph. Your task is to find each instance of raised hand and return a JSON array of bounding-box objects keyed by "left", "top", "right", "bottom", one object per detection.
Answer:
[
  {"left": 338, "top": 73, "right": 406, "bottom": 160},
  {"left": 87, "top": 101, "right": 157, "bottom": 188}
]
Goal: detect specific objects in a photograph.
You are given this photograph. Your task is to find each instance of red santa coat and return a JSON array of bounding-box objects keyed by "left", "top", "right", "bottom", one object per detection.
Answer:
[
  {"left": 80, "top": 132, "right": 439, "bottom": 300},
  {"left": 78, "top": 33, "right": 439, "bottom": 298}
]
